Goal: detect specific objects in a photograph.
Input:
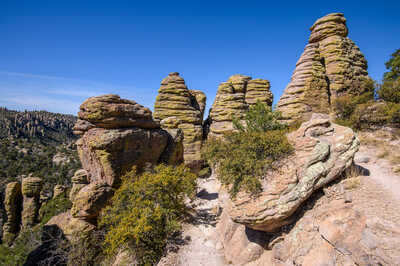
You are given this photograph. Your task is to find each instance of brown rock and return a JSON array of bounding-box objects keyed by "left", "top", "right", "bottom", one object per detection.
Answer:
[
  {"left": 46, "top": 211, "right": 95, "bottom": 240},
  {"left": 22, "top": 177, "right": 43, "bottom": 228},
  {"left": 228, "top": 114, "right": 359, "bottom": 232},
  {"left": 76, "top": 127, "right": 169, "bottom": 187},
  {"left": 2, "top": 182, "right": 22, "bottom": 245},
  {"left": 53, "top": 185, "right": 66, "bottom": 198},
  {"left": 153, "top": 72, "right": 205, "bottom": 172},
  {"left": 77, "top": 94, "right": 159, "bottom": 130},
  {"left": 70, "top": 182, "right": 113, "bottom": 222},
  {"left": 277, "top": 13, "right": 370, "bottom": 123},
  {"left": 70, "top": 169, "right": 89, "bottom": 202},
  {"left": 208, "top": 74, "right": 273, "bottom": 138}
]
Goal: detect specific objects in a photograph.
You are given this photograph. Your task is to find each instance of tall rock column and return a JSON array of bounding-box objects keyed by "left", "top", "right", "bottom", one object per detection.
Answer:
[
  {"left": 2, "top": 182, "right": 22, "bottom": 245},
  {"left": 21, "top": 177, "right": 42, "bottom": 228},
  {"left": 277, "top": 13, "right": 371, "bottom": 123},
  {"left": 153, "top": 72, "right": 206, "bottom": 172},
  {"left": 208, "top": 74, "right": 273, "bottom": 138}
]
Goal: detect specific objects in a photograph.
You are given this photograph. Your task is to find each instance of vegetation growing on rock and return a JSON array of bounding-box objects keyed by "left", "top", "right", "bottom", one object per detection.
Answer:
[
  {"left": 99, "top": 164, "right": 196, "bottom": 265},
  {"left": 203, "top": 103, "right": 293, "bottom": 196}
]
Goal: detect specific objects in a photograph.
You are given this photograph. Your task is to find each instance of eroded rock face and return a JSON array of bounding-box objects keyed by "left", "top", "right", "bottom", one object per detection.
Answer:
[
  {"left": 208, "top": 74, "right": 273, "bottom": 138},
  {"left": 76, "top": 127, "right": 169, "bottom": 187},
  {"left": 277, "top": 13, "right": 370, "bottom": 123},
  {"left": 2, "top": 182, "right": 22, "bottom": 245},
  {"left": 22, "top": 177, "right": 43, "bottom": 228},
  {"left": 70, "top": 182, "right": 113, "bottom": 222},
  {"left": 228, "top": 114, "right": 359, "bottom": 232},
  {"left": 76, "top": 94, "right": 159, "bottom": 130},
  {"left": 153, "top": 72, "right": 205, "bottom": 171},
  {"left": 69, "top": 169, "right": 89, "bottom": 202}
]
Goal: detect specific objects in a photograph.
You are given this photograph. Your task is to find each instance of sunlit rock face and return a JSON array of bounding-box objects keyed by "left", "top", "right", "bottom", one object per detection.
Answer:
[
  {"left": 277, "top": 13, "right": 370, "bottom": 123},
  {"left": 208, "top": 74, "right": 273, "bottom": 138}
]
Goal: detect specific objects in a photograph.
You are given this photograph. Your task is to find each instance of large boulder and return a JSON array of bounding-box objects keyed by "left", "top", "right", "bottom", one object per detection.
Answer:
[
  {"left": 208, "top": 74, "right": 273, "bottom": 138},
  {"left": 76, "top": 94, "right": 159, "bottom": 130},
  {"left": 2, "top": 182, "right": 22, "bottom": 245},
  {"left": 21, "top": 177, "right": 43, "bottom": 228},
  {"left": 228, "top": 114, "right": 359, "bottom": 232},
  {"left": 153, "top": 72, "right": 205, "bottom": 172},
  {"left": 76, "top": 127, "right": 169, "bottom": 187},
  {"left": 70, "top": 182, "right": 113, "bottom": 222},
  {"left": 277, "top": 13, "right": 370, "bottom": 123}
]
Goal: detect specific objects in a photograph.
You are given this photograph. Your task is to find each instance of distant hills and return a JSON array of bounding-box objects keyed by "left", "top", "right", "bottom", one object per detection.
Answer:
[{"left": 0, "top": 107, "right": 80, "bottom": 189}]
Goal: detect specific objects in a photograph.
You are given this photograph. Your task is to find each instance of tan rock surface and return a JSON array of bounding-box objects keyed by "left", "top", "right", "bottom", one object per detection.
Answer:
[
  {"left": 70, "top": 182, "right": 113, "bottom": 221},
  {"left": 76, "top": 127, "right": 169, "bottom": 187},
  {"left": 2, "top": 182, "right": 22, "bottom": 245},
  {"left": 208, "top": 74, "right": 273, "bottom": 138},
  {"left": 228, "top": 114, "right": 359, "bottom": 232},
  {"left": 21, "top": 177, "right": 43, "bottom": 228},
  {"left": 153, "top": 72, "right": 205, "bottom": 171},
  {"left": 77, "top": 94, "right": 159, "bottom": 130},
  {"left": 277, "top": 13, "right": 370, "bottom": 123}
]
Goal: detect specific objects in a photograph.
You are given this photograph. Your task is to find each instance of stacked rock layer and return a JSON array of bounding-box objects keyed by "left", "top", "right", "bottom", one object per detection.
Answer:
[
  {"left": 208, "top": 74, "right": 273, "bottom": 138},
  {"left": 2, "top": 182, "right": 22, "bottom": 245},
  {"left": 277, "top": 13, "right": 370, "bottom": 123},
  {"left": 153, "top": 72, "right": 205, "bottom": 172}
]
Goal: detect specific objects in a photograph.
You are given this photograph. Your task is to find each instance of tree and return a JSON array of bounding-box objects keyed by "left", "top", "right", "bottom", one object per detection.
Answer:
[{"left": 384, "top": 49, "right": 400, "bottom": 82}]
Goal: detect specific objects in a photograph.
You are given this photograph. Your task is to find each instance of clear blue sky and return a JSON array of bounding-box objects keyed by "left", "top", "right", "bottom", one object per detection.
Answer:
[{"left": 0, "top": 0, "right": 399, "bottom": 115}]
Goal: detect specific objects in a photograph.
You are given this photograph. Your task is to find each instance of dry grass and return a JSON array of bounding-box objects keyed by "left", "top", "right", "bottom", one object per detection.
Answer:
[{"left": 342, "top": 165, "right": 362, "bottom": 190}]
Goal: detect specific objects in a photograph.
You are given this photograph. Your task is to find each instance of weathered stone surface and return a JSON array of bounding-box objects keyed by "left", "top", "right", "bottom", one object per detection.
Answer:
[
  {"left": 2, "top": 182, "right": 22, "bottom": 245},
  {"left": 208, "top": 74, "right": 273, "bottom": 138},
  {"left": 70, "top": 182, "right": 113, "bottom": 222},
  {"left": 70, "top": 169, "right": 89, "bottom": 202},
  {"left": 46, "top": 211, "right": 95, "bottom": 240},
  {"left": 228, "top": 114, "right": 359, "bottom": 232},
  {"left": 269, "top": 199, "right": 399, "bottom": 266},
  {"left": 153, "top": 72, "right": 205, "bottom": 171},
  {"left": 73, "top": 119, "right": 95, "bottom": 135},
  {"left": 77, "top": 94, "right": 159, "bottom": 130},
  {"left": 277, "top": 13, "right": 370, "bottom": 123},
  {"left": 76, "top": 127, "right": 169, "bottom": 187},
  {"left": 22, "top": 177, "right": 43, "bottom": 228},
  {"left": 53, "top": 185, "right": 66, "bottom": 198}
]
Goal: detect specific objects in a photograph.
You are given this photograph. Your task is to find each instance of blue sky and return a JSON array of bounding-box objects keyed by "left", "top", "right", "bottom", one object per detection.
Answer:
[{"left": 0, "top": 0, "right": 399, "bottom": 115}]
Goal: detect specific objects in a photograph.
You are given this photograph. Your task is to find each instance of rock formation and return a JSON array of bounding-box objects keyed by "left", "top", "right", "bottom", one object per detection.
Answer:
[
  {"left": 227, "top": 114, "right": 359, "bottom": 232},
  {"left": 208, "top": 74, "right": 273, "bottom": 138},
  {"left": 69, "top": 169, "right": 89, "bottom": 202},
  {"left": 53, "top": 185, "right": 66, "bottom": 198},
  {"left": 49, "top": 94, "right": 184, "bottom": 238},
  {"left": 75, "top": 94, "right": 173, "bottom": 187},
  {"left": 21, "top": 177, "right": 43, "bottom": 228},
  {"left": 277, "top": 13, "right": 371, "bottom": 123},
  {"left": 2, "top": 182, "right": 22, "bottom": 245},
  {"left": 153, "top": 72, "right": 205, "bottom": 172}
]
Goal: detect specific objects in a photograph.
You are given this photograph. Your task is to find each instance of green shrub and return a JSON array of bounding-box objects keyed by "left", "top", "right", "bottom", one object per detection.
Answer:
[
  {"left": 203, "top": 130, "right": 293, "bottom": 197},
  {"left": 233, "top": 101, "right": 287, "bottom": 132},
  {"left": 204, "top": 105, "right": 292, "bottom": 197},
  {"left": 99, "top": 164, "right": 196, "bottom": 265},
  {"left": 39, "top": 191, "right": 72, "bottom": 226},
  {"left": 377, "top": 78, "right": 400, "bottom": 103}
]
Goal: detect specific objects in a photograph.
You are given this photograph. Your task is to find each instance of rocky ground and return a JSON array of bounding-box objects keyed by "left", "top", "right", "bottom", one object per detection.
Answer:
[{"left": 160, "top": 129, "right": 400, "bottom": 266}]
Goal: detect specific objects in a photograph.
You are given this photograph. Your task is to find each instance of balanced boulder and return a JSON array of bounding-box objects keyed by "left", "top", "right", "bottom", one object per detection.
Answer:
[
  {"left": 228, "top": 114, "right": 359, "bottom": 232},
  {"left": 77, "top": 94, "right": 159, "bottom": 130},
  {"left": 277, "top": 13, "right": 371, "bottom": 123}
]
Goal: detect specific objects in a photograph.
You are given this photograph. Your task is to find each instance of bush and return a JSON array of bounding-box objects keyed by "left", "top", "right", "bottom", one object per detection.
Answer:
[
  {"left": 99, "top": 164, "right": 196, "bottom": 265},
  {"left": 203, "top": 106, "right": 293, "bottom": 197},
  {"left": 203, "top": 130, "right": 293, "bottom": 196},
  {"left": 377, "top": 78, "right": 400, "bottom": 103},
  {"left": 39, "top": 191, "right": 72, "bottom": 226},
  {"left": 233, "top": 101, "right": 287, "bottom": 132}
]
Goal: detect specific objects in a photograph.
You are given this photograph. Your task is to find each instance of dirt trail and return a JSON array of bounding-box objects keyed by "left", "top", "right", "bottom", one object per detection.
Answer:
[
  {"left": 158, "top": 176, "right": 225, "bottom": 266},
  {"left": 355, "top": 145, "right": 400, "bottom": 203}
]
